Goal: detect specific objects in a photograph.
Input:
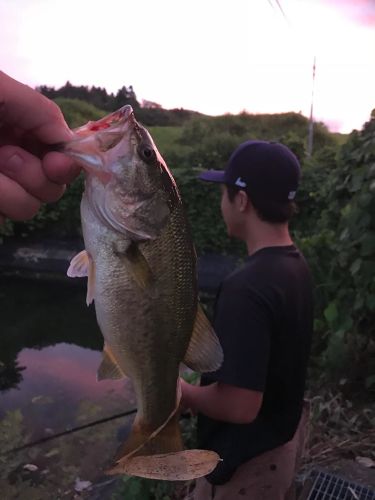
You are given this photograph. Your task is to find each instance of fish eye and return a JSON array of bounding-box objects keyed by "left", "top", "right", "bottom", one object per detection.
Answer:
[{"left": 137, "top": 144, "right": 156, "bottom": 164}]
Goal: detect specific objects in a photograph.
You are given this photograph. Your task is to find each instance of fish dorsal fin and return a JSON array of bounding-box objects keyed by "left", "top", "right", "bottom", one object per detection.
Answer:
[
  {"left": 183, "top": 304, "right": 223, "bottom": 373},
  {"left": 121, "top": 241, "right": 154, "bottom": 289},
  {"left": 67, "top": 250, "right": 95, "bottom": 306},
  {"left": 97, "top": 343, "right": 127, "bottom": 381}
]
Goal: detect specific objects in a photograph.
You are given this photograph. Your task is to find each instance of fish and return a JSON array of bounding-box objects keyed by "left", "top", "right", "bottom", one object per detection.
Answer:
[{"left": 63, "top": 105, "right": 223, "bottom": 480}]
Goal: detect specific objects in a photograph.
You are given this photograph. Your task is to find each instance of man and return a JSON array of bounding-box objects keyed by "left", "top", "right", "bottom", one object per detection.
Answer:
[
  {"left": 180, "top": 140, "right": 313, "bottom": 499},
  {"left": 0, "top": 71, "right": 78, "bottom": 224}
]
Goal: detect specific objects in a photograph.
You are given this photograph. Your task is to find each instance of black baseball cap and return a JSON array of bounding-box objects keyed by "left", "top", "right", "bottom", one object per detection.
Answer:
[{"left": 198, "top": 140, "right": 301, "bottom": 202}]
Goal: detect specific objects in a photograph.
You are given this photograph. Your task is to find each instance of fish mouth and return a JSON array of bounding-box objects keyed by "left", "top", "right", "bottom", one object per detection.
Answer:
[
  {"left": 74, "top": 105, "right": 135, "bottom": 136},
  {"left": 61, "top": 105, "right": 137, "bottom": 178}
]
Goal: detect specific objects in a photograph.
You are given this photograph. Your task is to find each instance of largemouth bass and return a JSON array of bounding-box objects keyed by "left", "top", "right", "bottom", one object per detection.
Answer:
[{"left": 64, "top": 106, "right": 223, "bottom": 480}]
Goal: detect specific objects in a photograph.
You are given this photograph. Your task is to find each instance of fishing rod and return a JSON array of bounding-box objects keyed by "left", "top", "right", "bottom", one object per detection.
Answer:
[
  {"left": 3, "top": 407, "right": 137, "bottom": 456},
  {"left": 3, "top": 408, "right": 193, "bottom": 456}
]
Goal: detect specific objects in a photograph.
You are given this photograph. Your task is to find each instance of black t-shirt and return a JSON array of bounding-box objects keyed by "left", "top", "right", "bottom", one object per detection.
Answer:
[{"left": 198, "top": 245, "right": 313, "bottom": 485}]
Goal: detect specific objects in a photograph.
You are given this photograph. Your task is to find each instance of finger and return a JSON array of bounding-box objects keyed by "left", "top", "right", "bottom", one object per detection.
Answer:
[
  {"left": 0, "top": 173, "right": 41, "bottom": 220},
  {"left": 0, "top": 71, "right": 73, "bottom": 144},
  {"left": 0, "top": 145, "right": 65, "bottom": 203},
  {"left": 43, "top": 151, "right": 81, "bottom": 185}
]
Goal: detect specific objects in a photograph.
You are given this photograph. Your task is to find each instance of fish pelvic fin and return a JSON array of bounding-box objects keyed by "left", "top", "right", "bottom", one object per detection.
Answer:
[
  {"left": 115, "top": 412, "right": 183, "bottom": 463},
  {"left": 183, "top": 304, "right": 223, "bottom": 373},
  {"left": 97, "top": 343, "right": 127, "bottom": 381},
  {"left": 67, "top": 250, "right": 95, "bottom": 305}
]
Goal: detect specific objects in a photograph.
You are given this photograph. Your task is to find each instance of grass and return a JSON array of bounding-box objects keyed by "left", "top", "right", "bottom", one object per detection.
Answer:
[{"left": 149, "top": 126, "right": 193, "bottom": 159}]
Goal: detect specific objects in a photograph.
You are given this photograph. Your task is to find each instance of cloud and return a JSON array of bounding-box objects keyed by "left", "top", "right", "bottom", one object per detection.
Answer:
[{"left": 325, "top": 0, "right": 375, "bottom": 26}]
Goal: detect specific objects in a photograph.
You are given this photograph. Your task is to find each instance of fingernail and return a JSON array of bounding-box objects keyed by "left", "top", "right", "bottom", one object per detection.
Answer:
[{"left": 7, "top": 153, "right": 23, "bottom": 170}]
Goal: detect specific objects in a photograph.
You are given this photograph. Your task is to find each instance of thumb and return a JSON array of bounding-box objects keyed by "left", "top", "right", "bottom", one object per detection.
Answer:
[{"left": 0, "top": 71, "right": 73, "bottom": 144}]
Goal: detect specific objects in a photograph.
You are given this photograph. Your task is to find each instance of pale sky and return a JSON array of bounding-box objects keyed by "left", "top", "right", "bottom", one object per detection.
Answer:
[{"left": 1, "top": 0, "right": 374, "bottom": 133}]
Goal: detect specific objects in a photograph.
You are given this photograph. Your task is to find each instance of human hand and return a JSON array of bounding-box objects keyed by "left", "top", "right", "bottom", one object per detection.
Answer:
[{"left": 0, "top": 71, "right": 80, "bottom": 224}]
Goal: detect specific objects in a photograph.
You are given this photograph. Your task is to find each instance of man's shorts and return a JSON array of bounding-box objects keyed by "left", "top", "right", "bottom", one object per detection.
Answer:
[{"left": 189, "top": 401, "right": 310, "bottom": 500}]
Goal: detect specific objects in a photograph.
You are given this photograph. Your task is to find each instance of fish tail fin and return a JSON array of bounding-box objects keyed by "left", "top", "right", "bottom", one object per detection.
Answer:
[{"left": 116, "top": 413, "right": 183, "bottom": 461}]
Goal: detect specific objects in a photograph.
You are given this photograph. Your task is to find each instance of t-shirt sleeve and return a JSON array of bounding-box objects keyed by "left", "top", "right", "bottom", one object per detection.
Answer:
[{"left": 212, "top": 280, "right": 271, "bottom": 392}]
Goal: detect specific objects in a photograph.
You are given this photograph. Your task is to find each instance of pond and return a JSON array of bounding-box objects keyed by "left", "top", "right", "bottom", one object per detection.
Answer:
[
  {"left": 0, "top": 250, "right": 231, "bottom": 498},
  {"left": 0, "top": 277, "right": 136, "bottom": 499}
]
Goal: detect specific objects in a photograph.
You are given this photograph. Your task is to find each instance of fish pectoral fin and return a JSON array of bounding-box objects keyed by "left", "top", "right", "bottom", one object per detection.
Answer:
[
  {"left": 97, "top": 343, "right": 127, "bottom": 381},
  {"left": 119, "top": 241, "right": 153, "bottom": 290},
  {"left": 183, "top": 304, "right": 224, "bottom": 373},
  {"left": 67, "top": 250, "right": 90, "bottom": 278},
  {"left": 67, "top": 250, "right": 95, "bottom": 306}
]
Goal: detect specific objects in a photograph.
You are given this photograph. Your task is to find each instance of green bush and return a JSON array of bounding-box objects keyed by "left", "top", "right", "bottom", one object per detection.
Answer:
[
  {"left": 297, "top": 111, "right": 375, "bottom": 389},
  {"left": 1, "top": 104, "right": 373, "bottom": 389}
]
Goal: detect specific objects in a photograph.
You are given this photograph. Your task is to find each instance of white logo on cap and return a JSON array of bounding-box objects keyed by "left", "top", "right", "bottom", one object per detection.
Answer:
[
  {"left": 288, "top": 191, "right": 296, "bottom": 200},
  {"left": 235, "top": 177, "right": 247, "bottom": 188}
]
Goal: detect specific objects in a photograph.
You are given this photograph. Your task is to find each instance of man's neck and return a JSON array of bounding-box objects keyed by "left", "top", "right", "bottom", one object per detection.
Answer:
[{"left": 245, "top": 221, "right": 293, "bottom": 256}]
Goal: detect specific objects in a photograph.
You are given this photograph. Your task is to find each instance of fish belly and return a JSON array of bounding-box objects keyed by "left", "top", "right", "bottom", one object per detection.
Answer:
[{"left": 82, "top": 199, "right": 197, "bottom": 433}]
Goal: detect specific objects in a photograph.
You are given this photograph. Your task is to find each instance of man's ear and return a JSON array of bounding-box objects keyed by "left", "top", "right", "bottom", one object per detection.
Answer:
[{"left": 237, "top": 190, "right": 249, "bottom": 213}]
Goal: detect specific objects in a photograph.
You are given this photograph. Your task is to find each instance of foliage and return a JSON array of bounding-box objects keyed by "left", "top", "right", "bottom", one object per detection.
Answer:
[
  {"left": 0, "top": 409, "right": 25, "bottom": 456},
  {"left": 137, "top": 107, "right": 203, "bottom": 127},
  {"left": 297, "top": 111, "right": 375, "bottom": 389},
  {"left": 174, "top": 165, "right": 245, "bottom": 256},
  {"left": 156, "top": 108, "right": 374, "bottom": 388},
  {"left": 38, "top": 81, "right": 139, "bottom": 113},
  {"left": 113, "top": 475, "right": 175, "bottom": 500},
  {"left": 1, "top": 89, "right": 374, "bottom": 498},
  {"left": 178, "top": 111, "right": 337, "bottom": 156},
  {"left": 304, "top": 387, "right": 375, "bottom": 470},
  {"left": 149, "top": 126, "right": 192, "bottom": 159},
  {"left": 38, "top": 82, "right": 202, "bottom": 126},
  {"left": 161, "top": 112, "right": 339, "bottom": 256},
  {"left": 0, "top": 174, "right": 84, "bottom": 240},
  {"left": 1, "top": 98, "right": 373, "bottom": 388}
]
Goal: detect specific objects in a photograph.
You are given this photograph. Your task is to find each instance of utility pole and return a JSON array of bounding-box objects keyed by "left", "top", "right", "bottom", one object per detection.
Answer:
[{"left": 307, "top": 56, "right": 316, "bottom": 157}]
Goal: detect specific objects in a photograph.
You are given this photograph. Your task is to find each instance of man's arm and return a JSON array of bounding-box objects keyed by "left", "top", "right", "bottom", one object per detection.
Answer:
[{"left": 180, "top": 378, "right": 263, "bottom": 424}]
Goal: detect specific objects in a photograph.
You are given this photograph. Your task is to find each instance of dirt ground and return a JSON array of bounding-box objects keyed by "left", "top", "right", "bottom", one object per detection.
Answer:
[
  {"left": 1, "top": 388, "right": 374, "bottom": 500},
  {"left": 0, "top": 410, "right": 132, "bottom": 500}
]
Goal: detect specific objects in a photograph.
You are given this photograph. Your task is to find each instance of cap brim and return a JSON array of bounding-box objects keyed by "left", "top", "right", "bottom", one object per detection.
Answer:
[{"left": 198, "top": 170, "right": 225, "bottom": 183}]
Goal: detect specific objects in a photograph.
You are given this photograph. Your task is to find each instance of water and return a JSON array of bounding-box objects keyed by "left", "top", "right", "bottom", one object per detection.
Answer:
[
  {"left": 0, "top": 274, "right": 217, "bottom": 496},
  {"left": 0, "top": 277, "right": 135, "bottom": 444}
]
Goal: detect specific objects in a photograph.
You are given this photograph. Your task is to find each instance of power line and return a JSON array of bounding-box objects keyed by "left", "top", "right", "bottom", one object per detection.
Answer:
[
  {"left": 274, "top": 0, "right": 289, "bottom": 24},
  {"left": 265, "top": 1, "right": 317, "bottom": 153},
  {"left": 267, "top": 0, "right": 277, "bottom": 13},
  {"left": 307, "top": 56, "right": 317, "bottom": 157},
  {"left": 266, "top": 0, "right": 292, "bottom": 27}
]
